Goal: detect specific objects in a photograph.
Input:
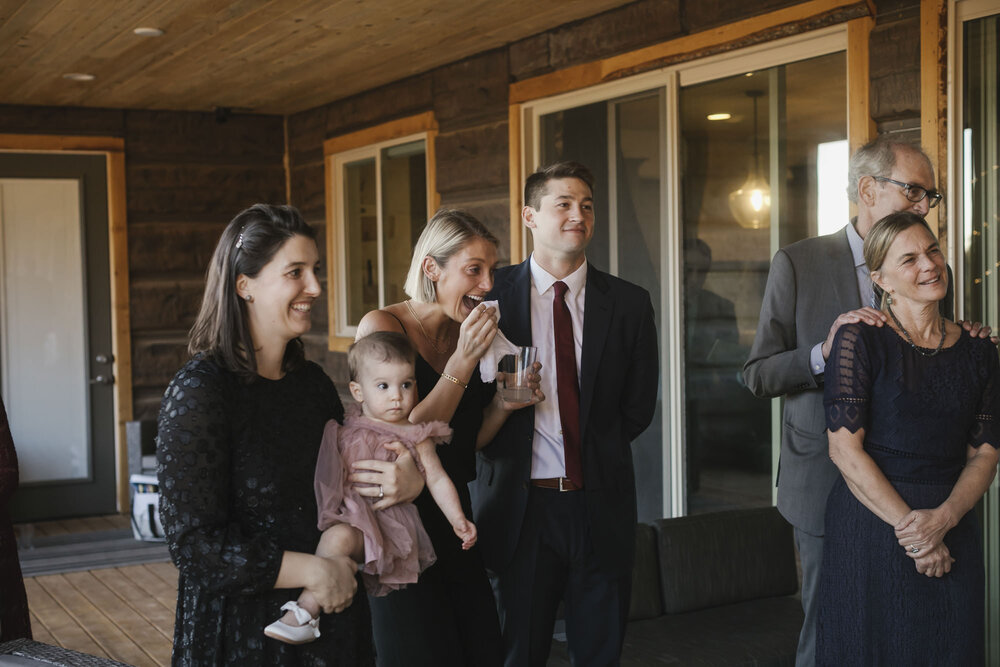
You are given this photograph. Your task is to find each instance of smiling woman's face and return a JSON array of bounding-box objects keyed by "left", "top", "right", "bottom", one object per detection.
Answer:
[
  {"left": 239, "top": 233, "right": 321, "bottom": 348},
  {"left": 872, "top": 224, "right": 947, "bottom": 307},
  {"left": 428, "top": 237, "right": 497, "bottom": 322}
]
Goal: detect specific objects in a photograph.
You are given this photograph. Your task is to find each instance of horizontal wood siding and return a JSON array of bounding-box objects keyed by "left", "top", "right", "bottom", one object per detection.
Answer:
[{"left": 0, "top": 104, "right": 286, "bottom": 420}]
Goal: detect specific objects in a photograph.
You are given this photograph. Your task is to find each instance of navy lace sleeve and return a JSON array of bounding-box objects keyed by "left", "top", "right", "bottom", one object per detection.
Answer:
[
  {"left": 970, "top": 342, "right": 1000, "bottom": 448},
  {"left": 824, "top": 323, "right": 873, "bottom": 434},
  {"left": 157, "top": 358, "right": 284, "bottom": 596}
]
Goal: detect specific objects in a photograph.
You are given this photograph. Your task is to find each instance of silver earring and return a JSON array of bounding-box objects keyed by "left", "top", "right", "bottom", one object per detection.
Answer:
[
  {"left": 886, "top": 294, "right": 893, "bottom": 305},
  {"left": 244, "top": 294, "right": 253, "bottom": 303}
]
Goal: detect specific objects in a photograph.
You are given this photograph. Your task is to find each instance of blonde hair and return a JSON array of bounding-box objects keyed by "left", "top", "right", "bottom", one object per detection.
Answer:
[
  {"left": 403, "top": 209, "right": 498, "bottom": 303},
  {"left": 864, "top": 211, "right": 935, "bottom": 308}
]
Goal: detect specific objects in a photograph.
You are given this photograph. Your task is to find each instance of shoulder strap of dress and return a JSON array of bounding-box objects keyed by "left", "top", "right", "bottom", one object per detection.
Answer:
[{"left": 383, "top": 308, "right": 409, "bottom": 335}]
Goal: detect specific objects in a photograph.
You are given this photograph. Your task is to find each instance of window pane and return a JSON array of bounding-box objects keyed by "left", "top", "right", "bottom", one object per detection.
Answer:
[
  {"left": 344, "top": 157, "right": 377, "bottom": 326},
  {"left": 540, "top": 104, "right": 610, "bottom": 268},
  {"left": 962, "top": 15, "right": 999, "bottom": 328},
  {"left": 538, "top": 91, "right": 664, "bottom": 521},
  {"left": 381, "top": 140, "right": 427, "bottom": 307},
  {"left": 680, "top": 52, "right": 846, "bottom": 514},
  {"left": 614, "top": 92, "right": 663, "bottom": 520}
]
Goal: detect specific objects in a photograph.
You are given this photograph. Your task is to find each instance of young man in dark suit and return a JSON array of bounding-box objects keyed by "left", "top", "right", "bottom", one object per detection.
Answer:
[{"left": 471, "top": 161, "right": 659, "bottom": 666}]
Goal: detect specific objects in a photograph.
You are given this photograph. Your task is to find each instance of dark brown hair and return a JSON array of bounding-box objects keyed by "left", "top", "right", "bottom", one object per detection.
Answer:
[
  {"left": 523, "top": 161, "right": 594, "bottom": 210},
  {"left": 348, "top": 331, "right": 416, "bottom": 382},
  {"left": 189, "top": 203, "right": 317, "bottom": 378}
]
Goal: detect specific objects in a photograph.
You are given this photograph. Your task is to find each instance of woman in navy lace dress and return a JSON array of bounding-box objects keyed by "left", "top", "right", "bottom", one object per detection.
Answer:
[
  {"left": 157, "top": 204, "right": 424, "bottom": 666},
  {"left": 818, "top": 212, "right": 999, "bottom": 665}
]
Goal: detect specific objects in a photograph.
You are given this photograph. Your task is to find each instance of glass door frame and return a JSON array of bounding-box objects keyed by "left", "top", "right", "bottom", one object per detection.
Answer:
[
  {"left": 947, "top": 1, "right": 1000, "bottom": 659},
  {"left": 516, "top": 25, "right": 849, "bottom": 518}
]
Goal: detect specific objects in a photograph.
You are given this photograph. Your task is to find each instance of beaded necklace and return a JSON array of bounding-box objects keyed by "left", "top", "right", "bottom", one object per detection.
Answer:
[{"left": 887, "top": 304, "right": 946, "bottom": 357}]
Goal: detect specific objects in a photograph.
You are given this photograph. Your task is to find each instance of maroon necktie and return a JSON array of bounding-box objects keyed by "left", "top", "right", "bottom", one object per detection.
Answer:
[{"left": 553, "top": 281, "right": 583, "bottom": 486}]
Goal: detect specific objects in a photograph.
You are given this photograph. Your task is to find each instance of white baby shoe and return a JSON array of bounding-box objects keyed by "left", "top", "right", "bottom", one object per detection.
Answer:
[{"left": 264, "top": 601, "right": 320, "bottom": 644}]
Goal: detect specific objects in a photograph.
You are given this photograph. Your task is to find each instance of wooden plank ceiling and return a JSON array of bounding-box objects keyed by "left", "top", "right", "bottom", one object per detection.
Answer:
[{"left": 0, "top": 0, "right": 635, "bottom": 115}]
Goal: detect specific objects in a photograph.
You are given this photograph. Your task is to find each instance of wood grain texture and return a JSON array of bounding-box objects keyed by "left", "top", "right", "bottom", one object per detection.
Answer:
[
  {"left": 919, "top": 0, "right": 947, "bottom": 242},
  {"left": 509, "top": 0, "right": 872, "bottom": 103},
  {"left": 0, "top": 0, "right": 638, "bottom": 114},
  {"left": 24, "top": 561, "right": 178, "bottom": 667}
]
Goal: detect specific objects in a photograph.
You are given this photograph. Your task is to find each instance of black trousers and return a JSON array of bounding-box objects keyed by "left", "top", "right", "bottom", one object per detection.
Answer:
[
  {"left": 491, "top": 486, "right": 631, "bottom": 667},
  {"left": 368, "top": 486, "right": 502, "bottom": 667}
]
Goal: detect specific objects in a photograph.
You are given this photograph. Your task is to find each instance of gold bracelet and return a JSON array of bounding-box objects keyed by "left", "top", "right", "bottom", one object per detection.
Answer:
[{"left": 440, "top": 373, "right": 468, "bottom": 389}]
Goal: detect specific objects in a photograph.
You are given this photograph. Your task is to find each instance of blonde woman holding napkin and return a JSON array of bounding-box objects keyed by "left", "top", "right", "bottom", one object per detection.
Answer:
[{"left": 353, "top": 208, "right": 542, "bottom": 667}]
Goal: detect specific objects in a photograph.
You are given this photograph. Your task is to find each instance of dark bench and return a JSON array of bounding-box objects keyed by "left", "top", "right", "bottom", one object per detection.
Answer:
[
  {"left": 0, "top": 639, "right": 130, "bottom": 666},
  {"left": 549, "top": 506, "right": 803, "bottom": 666}
]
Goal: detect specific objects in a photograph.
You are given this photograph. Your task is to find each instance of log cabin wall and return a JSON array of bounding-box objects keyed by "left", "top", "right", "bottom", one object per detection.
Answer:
[
  {"left": 288, "top": 0, "right": 915, "bottom": 380},
  {"left": 0, "top": 0, "right": 924, "bottom": 414},
  {"left": 0, "top": 105, "right": 286, "bottom": 420},
  {"left": 870, "top": 0, "right": 922, "bottom": 140}
]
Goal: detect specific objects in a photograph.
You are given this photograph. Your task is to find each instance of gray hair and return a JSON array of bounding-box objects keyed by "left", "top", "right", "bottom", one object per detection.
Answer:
[
  {"left": 403, "top": 209, "right": 498, "bottom": 303},
  {"left": 847, "top": 137, "right": 933, "bottom": 203}
]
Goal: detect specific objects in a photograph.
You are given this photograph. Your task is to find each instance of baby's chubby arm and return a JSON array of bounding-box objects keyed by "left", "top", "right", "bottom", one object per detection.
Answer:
[{"left": 415, "top": 438, "right": 477, "bottom": 549}]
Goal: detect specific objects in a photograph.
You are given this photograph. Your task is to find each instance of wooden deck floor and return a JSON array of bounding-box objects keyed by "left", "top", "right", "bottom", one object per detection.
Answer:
[{"left": 18, "top": 514, "right": 177, "bottom": 666}]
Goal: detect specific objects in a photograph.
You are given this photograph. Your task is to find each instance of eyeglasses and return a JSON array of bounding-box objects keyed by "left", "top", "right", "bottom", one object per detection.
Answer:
[{"left": 873, "top": 177, "right": 942, "bottom": 208}]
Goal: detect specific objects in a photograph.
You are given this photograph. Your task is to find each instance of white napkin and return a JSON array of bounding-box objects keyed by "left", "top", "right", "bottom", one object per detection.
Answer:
[{"left": 478, "top": 300, "right": 519, "bottom": 383}]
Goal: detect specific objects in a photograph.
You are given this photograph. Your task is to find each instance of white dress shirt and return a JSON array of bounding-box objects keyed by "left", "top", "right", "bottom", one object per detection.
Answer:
[{"left": 528, "top": 254, "right": 587, "bottom": 479}]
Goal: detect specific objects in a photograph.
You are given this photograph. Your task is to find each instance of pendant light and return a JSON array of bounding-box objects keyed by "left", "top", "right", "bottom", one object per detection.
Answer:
[{"left": 728, "top": 90, "right": 771, "bottom": 230}]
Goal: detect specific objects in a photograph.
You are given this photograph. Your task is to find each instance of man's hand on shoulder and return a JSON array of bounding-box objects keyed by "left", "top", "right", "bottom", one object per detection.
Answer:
[
  {"left": 821, "top": 307, "right": 888, "bottom": 360},
  {"left": 957, "top": 320, "right": 998, "bottom": 344}
]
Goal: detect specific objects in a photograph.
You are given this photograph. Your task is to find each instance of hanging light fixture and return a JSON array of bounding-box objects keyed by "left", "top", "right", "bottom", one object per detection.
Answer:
[{"left": 728, "top": 90, "right": 771, "bottom": 229}]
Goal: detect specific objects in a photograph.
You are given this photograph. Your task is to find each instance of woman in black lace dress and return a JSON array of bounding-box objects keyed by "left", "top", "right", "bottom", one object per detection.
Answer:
[
  {"left": 157, "top": 204, "right": 423, "bottom": 666},
  {"left": 818, "top": 212, "right": 999, "bottom": 664}
]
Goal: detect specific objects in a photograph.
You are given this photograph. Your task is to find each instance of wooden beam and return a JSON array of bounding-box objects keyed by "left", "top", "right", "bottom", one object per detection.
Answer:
[
  {"left": 106, "top": 151, "right": 133, "bottom": 514},
  {"left": 322, "top": 111, "right": 438, "bottom": 156},
  {"left": 509, "top": 0, "right": 873, "bottom": 104},
  {"left": 846, "top": 16, "right": 876, "bottom": 154},
  {"left": 508, "top": 103, "right": 524, "bottom": 264},
  {"left": 0, "top": 134, "right": 124, "bottom": 153},
  {"left": 323, "top": 153, "right": 350, "bottom": 352},
  {"left": 921, "top": 0, "right": 948, "bottom": 242}
]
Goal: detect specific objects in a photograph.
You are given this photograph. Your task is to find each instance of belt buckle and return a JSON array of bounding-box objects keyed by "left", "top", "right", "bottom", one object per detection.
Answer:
[{"left": 559, "top": 477, "right": 567, "bottom": 492}]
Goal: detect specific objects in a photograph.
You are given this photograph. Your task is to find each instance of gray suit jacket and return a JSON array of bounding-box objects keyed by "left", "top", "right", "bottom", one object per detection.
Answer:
[{"left": 743, "top": 225, "right": 954, "bottom": 536}]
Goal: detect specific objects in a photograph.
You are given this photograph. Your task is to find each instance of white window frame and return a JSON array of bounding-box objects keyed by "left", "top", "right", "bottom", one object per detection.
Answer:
[
  {"left": 517, "top": 25, "right": 848, "bottom": 518},
  {"left": 324, "top": 113, "right": 438, "bottom": 350}
]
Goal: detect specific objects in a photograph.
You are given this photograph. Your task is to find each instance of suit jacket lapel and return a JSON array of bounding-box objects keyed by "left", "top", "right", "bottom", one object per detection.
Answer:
[
  {"left": 497, "top": 260, "right": 533, "bottom": 346},
  {"left": 579, "top": 266, "right": 611, "bottom": 432},
  {"left": 828, "top": 226, "right": 862, "bottom": 313}
]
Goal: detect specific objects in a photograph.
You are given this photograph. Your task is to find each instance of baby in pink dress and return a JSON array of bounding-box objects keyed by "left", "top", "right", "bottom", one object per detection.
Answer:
[{"left": 265, "top": 331, "right": 476, "bottom": 644}]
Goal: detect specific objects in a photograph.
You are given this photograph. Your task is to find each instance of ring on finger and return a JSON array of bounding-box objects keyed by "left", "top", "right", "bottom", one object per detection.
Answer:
[{"left": 378, "top": 484, "right": 384, "bottom": 500}]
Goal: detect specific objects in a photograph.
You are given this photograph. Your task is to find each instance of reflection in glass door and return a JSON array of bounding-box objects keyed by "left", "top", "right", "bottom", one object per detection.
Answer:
[
  {"left": 538, "top": 90, "right": 665, "bottom": 522},
  {"left": 526, "top": 35, "right": 848, "bottom": 519},
  {"left": 958, "top": 8, "right": 1000, "bottom": 661},
  {"left": 680, "top": 51, "right": 846, "bottom": 513}
]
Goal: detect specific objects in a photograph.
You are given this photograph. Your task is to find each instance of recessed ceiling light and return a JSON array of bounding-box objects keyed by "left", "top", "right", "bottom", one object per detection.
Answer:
[
  {"left": 63, "top": 73, "right": 95, "bottom": 81},
  {"left": 133, "top": 27, "right": 165, "bottom": 37},
  {"left": 707, "top": 113, "right": 732, "bottom": 121}
]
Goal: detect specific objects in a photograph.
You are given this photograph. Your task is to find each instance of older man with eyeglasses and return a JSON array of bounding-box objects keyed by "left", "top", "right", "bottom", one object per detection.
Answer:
[{"left": 743, "top": 136, "right": 990, "bottom": 667}]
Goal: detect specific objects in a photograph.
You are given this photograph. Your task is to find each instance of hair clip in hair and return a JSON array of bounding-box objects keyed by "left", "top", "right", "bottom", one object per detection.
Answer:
[{"left": 236, "top": 227, "right": 246, "bottom": 249}]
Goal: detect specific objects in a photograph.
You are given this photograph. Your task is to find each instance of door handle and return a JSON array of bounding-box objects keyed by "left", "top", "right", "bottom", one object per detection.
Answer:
[{"left": 90, "top": 375, "right": 115, "bottom": 385}]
